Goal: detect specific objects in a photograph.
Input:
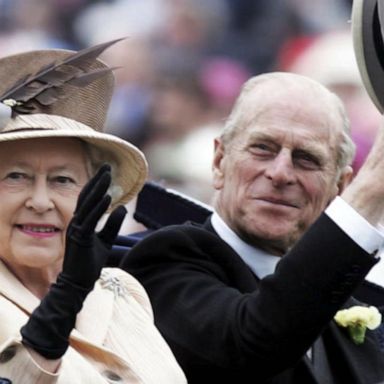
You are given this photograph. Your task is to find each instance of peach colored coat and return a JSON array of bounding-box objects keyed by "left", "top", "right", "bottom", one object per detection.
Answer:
[{"left": 0, "top": 261, "right": 187, "bottom": 383}]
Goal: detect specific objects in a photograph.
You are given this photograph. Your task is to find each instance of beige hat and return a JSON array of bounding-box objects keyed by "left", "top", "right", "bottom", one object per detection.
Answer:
[
  {"left": 352, "top": 0, "right": 384, "bottom": 113},
  {"left": 0, "top": 39, "right": 147, "bottom": 206}
]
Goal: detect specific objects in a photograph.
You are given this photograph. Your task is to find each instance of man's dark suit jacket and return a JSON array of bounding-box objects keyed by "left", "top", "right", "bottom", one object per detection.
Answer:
[{"left": 120, "top": 213, "right": 384, "bottom": 383}]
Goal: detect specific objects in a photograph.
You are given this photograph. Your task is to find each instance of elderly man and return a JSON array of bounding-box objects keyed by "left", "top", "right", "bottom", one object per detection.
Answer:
[{"left": 121, "top": 71, "right": 384, "bottom": 383}]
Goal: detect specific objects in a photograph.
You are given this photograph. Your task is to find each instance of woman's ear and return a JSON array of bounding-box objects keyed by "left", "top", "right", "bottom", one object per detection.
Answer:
[{"left": 212, "top": 138, "right": 225, "bottom": 190}]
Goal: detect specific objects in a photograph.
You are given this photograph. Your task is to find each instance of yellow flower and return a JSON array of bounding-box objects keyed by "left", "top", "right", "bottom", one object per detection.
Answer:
[
  {"left": 334, "top": 306, "right": 382, "bottom": 345},
  {"left": 2, "top": 99, "right": 19, "bottom": 107}
]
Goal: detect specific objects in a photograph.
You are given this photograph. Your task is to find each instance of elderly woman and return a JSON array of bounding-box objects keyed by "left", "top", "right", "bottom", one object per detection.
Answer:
[{"left": 0, "top": 42, "right": 186, "bottom": 383}]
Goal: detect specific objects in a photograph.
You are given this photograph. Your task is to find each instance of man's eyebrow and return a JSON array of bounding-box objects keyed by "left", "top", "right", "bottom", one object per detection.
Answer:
[
  {"left": 247, "top": 132, "right": 276, "bottom": 142},
  {"left": 292, "top": 143, "right": 327, "bottom": 162},
  {"left": 248, "top": 132, "right": 328, "bottom": 157}
]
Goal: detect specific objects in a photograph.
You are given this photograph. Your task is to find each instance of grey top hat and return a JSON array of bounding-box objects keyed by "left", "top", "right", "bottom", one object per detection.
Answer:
[{"left": 352, "top": 0, "right": 384, "bottom": 113}]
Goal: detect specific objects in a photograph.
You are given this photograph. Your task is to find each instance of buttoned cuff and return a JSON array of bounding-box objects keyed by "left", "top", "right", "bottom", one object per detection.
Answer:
[{"left": 325, "top": 196, "right": 384, "bottom": 256}]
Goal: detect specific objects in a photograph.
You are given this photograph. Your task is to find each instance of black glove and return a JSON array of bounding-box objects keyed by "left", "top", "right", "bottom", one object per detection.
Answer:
[{"left": 21, "top": 164, "right": 126, "bottom": 359}]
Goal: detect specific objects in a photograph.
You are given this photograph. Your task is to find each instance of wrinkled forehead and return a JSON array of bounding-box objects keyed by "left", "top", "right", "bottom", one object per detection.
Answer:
[
  {"left": 0, "top": 137, "right": 89, "bottom": 165},
  {"left": 243, "top": 76, "right": 345, "bottom": 130}
]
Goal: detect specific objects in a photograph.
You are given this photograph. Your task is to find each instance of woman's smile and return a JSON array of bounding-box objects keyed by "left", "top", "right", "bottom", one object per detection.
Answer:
[{"left": 15, "top": 223, "right": 60, "bottom": 239}]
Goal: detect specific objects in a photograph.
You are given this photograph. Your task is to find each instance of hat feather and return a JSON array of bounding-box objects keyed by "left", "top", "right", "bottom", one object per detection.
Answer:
[{"left": 0, "top": 38, "right": 123, "bottom": 114}]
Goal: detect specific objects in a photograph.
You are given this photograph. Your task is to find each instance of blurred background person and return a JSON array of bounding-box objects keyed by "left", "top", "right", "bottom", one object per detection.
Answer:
[
  {"left": 0, "top": 0, "right": 366, "bottom": 212},
  {"left": 279, "top": 29, "right": 381, "bottom": 173}
]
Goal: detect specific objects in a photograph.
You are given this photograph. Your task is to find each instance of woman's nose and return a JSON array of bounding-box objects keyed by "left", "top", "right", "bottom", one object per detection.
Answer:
[{"left": 25, "top": 179, "right": 55, "bottom": 212}]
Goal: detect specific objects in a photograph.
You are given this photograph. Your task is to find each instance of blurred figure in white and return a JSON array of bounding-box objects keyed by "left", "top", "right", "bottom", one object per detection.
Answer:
[
  {"left": 286, "top": 29, "right": 381, "bottom": 173},
  {"left": 285, "top": 29, "right": 384, "bottom": 287}
]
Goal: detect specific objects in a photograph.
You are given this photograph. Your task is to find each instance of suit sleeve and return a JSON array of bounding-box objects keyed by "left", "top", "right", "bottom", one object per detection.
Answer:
[{"left": 120, "top": 213, "right": 379, "bottom": 379}]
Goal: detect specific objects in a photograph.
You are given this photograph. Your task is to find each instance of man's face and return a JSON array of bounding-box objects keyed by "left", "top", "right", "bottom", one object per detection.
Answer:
[{"left": 213, "top": 86, "right": 350, "bottom": 254}]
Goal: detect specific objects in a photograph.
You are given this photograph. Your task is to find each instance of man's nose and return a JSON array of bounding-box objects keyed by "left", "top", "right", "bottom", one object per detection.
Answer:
[
  {"left": 264, "top": 151, "right": 296, "bottom": 187},
  {"left": 25, "top": 179, "right": 55, "bottom": 213}
]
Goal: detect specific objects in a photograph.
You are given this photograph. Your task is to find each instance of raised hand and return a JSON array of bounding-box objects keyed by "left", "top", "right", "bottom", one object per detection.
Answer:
[
  {"left": 21, "top": 164, "right": 127, "bottom": 359},
  {"left": 62, "top": 163, "right": 126, "bottom": 288}
]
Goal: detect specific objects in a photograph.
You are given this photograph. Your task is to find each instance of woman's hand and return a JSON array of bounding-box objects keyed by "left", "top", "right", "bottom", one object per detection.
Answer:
[
  {"left": 21, "top": 164, "right": 126, "bottom": 360},
  {"left": 62, "top": 163, "right": 126, "bottom": 289}
]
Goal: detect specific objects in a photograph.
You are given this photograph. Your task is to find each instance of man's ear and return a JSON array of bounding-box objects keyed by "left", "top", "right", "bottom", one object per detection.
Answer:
[
  {"left": 337, "top": 165, "right": 354, "bottom": 194},
  {"left": 212, "top": 138, "right": 225, "bottom": 190}
]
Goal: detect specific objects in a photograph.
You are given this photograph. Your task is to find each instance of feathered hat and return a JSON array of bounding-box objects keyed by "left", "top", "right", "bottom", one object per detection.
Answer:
[
  {"left": 0, "top": 39, "right": 147, "bottom": 206},
  {"left": 352, "top": 0, "right": 384, "bottom": 112}
]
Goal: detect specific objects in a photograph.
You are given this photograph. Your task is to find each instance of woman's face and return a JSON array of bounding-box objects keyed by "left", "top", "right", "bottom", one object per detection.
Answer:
[{"left": 0, "top": 137, "right": 89, "bottom": 279}]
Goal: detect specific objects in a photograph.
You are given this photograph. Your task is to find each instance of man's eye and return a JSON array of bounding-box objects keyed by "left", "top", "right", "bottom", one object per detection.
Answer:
[
  {"left": 251, "top": 143, "right": 274, "bottom": 153},
  {"left": 294, "top": 152, "right": 321, "bottom": 169}
]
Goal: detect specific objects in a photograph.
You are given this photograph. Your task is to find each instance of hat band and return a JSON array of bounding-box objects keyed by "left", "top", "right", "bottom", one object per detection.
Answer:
[
  {"left": 0, "top": 127, "right": 56, "bottom": 134},
  {"left": 1, "top": 114, "right": 95, "bottom": 133}
]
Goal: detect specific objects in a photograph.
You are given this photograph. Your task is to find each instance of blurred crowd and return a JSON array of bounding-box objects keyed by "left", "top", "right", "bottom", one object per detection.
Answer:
[{"left": 0, "top": 0, "right": 378, "bottom": 206}]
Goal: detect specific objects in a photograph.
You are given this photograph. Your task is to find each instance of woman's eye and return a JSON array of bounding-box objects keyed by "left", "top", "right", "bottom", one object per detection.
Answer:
[
  {"left": 1, "top": 171, "right": 29, "bottom": 186},
  {"left": 5, "top": 172, "right": 27, "bottom": 180},
  {"left": 53, "top": 176, "right": 75, "bottom": 185}
]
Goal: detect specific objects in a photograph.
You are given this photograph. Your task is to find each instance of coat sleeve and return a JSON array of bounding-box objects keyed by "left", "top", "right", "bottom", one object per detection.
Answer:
[
  {"left": 0, "top": 296, "right": 110, "bottom": 384},
  {"left": 0, "top": 269, "right": 187, "bottom": 384},
  {"left": 99, "top": 268, "right": 187, "bottom": 384},
  {"left": 0, "top": 295, "right": 61, "bottom": 383},
  {"left": 120, "top": 214, "right": 379, "bottom": 380}
]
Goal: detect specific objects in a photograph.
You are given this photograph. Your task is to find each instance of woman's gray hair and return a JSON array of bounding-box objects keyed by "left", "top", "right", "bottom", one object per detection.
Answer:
[
  {"left": 80, "top": 140, "right": 124, "bottom": 203},
  {"left": 220, "top": 72, "right": 356, "bottom": 173}
]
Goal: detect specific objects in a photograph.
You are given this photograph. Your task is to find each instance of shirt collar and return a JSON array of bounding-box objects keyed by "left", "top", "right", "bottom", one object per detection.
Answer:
[{"left": 211, "top": 211, "right": 280, "bottom": 278}]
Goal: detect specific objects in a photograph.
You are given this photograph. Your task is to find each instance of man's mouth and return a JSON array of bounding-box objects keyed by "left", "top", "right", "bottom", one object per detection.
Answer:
[{"left": 257, "top": 197, "right": 299, "bottom": 208}]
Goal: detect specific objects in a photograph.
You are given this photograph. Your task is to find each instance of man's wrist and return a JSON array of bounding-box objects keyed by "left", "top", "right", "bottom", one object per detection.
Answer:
[{"left": 325, "top": 196, "right": 384, "bottom": 256}]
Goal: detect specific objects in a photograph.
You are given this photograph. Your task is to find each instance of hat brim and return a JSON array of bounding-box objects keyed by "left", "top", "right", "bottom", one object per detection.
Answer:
[
  {"left": 352, "top": 0, "right": 384, "bottom": 113},
  {"left": 0, "top": 128, "right": 148, "bottom": 206},
  {"left": 0, "top": 43, "right": 148, "bottom": 206}
]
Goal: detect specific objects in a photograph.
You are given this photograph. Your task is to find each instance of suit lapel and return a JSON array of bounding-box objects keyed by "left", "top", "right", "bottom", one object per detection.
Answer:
[
  {"left": 307, "top": 336, "right": 337, "bottom": 384},
  {"left": 201, "top": 217, "right": 261, "bottom": 291},
  {"left": 296, "top": 297, "right": 384, "bottom": 384},
  {"left": 320, "top": 297, "right": 384, "bottom": 384}
]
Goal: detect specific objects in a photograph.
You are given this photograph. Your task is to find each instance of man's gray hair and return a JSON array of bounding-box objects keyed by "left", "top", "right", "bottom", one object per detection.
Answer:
[{"left": 220, "top": 72, "right": 356, "bottom": 172}]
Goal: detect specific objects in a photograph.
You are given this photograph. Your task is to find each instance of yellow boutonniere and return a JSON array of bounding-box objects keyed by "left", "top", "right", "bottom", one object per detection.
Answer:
[
  {"left": 334, "top": 305, "right": 382, "bottom": 345},
  {"left": 2, "top": 98, "right": 21, "bottom": 107}
]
